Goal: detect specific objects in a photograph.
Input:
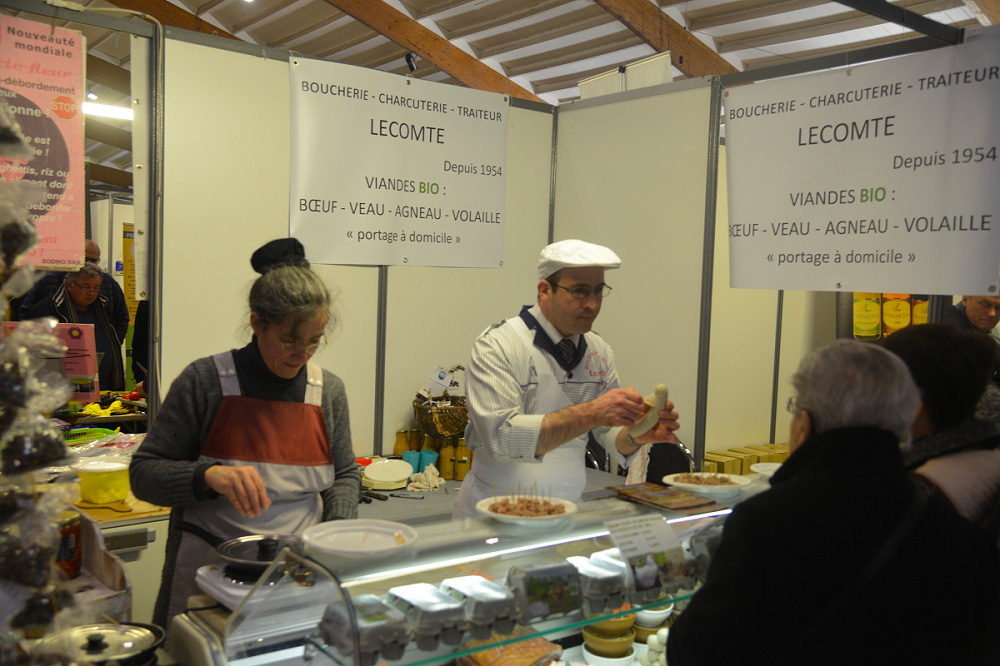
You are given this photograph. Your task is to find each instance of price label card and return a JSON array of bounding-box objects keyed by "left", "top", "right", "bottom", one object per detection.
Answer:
[{"left": 605, "top": 515, "right": 694, "bottom": 594}]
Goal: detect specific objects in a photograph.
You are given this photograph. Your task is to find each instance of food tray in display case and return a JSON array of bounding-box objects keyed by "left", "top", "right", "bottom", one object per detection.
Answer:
[{"left": 168, "top": 497, "right": 729, "bottom": 666}]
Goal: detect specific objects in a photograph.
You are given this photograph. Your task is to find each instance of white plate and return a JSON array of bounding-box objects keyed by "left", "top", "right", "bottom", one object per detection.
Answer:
[
  {"left": 475, "top": 496, "right": 577, "bottom": 525},
  {"left": 362, "top": 458, "right": 413, "bottom": 484},
  {"left": 749, "top": 462, "right": 782, "bottom": 478},
  {"left": 302, "top": 519, "right": 417, "bottom": 558},
  {"left": 661, "top": 472, "right": 751, "bottom": 497}
]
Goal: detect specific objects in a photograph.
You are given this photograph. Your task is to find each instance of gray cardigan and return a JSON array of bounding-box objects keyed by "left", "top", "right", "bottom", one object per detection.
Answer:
[{"left": 130, "top": 353, "right": 360, "bottom": 523}]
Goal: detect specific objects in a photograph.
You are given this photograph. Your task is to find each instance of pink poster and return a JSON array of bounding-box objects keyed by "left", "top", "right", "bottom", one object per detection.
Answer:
[
  {"left": 2, "top": 321, "right": 100, "bottom": 401},
  {"left": 0, "top": 14, "right": 86, "bottom": 268}
]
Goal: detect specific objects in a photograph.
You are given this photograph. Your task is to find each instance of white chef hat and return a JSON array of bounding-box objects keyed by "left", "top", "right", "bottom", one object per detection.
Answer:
[{"left": 537, "top": 239, "right": 621, "bottom": 281}]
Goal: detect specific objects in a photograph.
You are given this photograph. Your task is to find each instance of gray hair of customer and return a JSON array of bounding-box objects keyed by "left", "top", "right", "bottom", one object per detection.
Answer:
[
  {"left": 791, "top": 339, "right": 920, "bottom": 444},
  {"left": 64, "top": 263, "right": 102, "bottom": 284},
  {"left": 248, "top": 261, "right": 336, "bottom": 336}
]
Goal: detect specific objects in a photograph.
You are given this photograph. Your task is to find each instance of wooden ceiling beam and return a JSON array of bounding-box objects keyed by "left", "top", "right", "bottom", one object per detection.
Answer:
[
  {"left": 87, "top": 56, "right": 130, "bottom": 96},
  {"left": 963, "top": 0, "right": 1000, "bottom": 23},
  {"left": 716, "top": 0, "right": 961, "bottom": 53},
  {"left": 266, "top": 11, "right": 345, "bottom": 47},
  {"left": 86, "top": 119, "right": 132, "bottom": 152},
  {"left": 232, "top": 0, "right": 299, "bottom": 35},
  {"left": 503, "top": 31, "right": 644, "bottom": 78},
  {"left": 439, "top": 0, "right": 571, "bottom": 41},
  {"left": 593, "top": 0, "right": 738, "bottom": 77},
  {"left": 687, "top": 0, "right": 826, "bottom": 32},
  {"left": 741, "top": 17, "right": 977, "bottom": 68},
  {"left": 104, "top": 0, "right": 242, "bottom": 41},
  {"left": 89, "top": 163, "right": 133, "bottom": 189},
  {"left": 403, "top": 0, "right": 478, "bottom": 21},
  {"left": 321, "top": 0, "right": 546, "bottom": 103},
  {"left": 470, "top": 6, "right": 616, "bottom": 60}
]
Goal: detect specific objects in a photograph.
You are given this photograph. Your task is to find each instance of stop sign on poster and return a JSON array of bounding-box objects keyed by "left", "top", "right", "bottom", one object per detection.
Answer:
[{"left": 51, "top": 95, "right": 78, "bottom": 120}]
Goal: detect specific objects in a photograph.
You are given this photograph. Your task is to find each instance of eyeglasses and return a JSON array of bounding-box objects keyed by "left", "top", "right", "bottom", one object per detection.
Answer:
[
  {"left": 70, "top": 281, "right": 100, "bottom": 294},
  {"left": 786, "top": 396, "right": 805, "bottom": 415},
  {"left": 550, "top": 282, "right": 612, "bottom": 300},
  {"left": 278, "top": 334, "right": 327, "bottom": 353}
]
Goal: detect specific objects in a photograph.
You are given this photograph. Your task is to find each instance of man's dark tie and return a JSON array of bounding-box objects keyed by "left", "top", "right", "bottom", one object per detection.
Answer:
[{"left": 557, "top": 337, "right": 576, "bottom": 364}]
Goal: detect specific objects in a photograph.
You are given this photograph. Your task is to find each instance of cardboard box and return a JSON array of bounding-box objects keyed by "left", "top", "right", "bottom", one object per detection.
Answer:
[
  {"left": 744, "top": 445, "right": 785, "bottom": 463},
  {"left": 727, "top": 448, "right": 761, "bottom": 466},
  {"left": 703, "top": 452, "right": 741, "bottom": 474}
]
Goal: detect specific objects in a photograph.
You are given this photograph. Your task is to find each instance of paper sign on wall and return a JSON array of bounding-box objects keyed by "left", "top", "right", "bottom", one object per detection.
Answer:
[
  {"left": 0, "top": 15, "right": 86, "bottom": 269},
  {"left": 725, "top": 33, "right": 1000, "bottom": 294},
  {"left": 289, "top": 58, "right": 508, "bottom": 268}
]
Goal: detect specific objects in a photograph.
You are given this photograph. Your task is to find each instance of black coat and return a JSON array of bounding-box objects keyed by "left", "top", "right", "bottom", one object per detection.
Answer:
[{"left": 667, "top": 427, "right": 1000, "bottom": 666}]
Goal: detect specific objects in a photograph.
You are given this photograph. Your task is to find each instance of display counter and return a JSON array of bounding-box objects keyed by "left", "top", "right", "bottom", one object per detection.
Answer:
[
  {"left": 169, "top": 494, "right": 730, "bottom": 666},
  {"left": 357, "top": 467, "right": 626, "bottom": 524}
]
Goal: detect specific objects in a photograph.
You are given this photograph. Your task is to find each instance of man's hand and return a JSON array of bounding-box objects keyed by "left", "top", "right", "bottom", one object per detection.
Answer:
[
  {"left": 633, "top": 399, "right": 680, "bottom": 444},
  {"left": 204, "top": 465, "right": 271, "bottom": 518},
  {"left": 588, "top": 387, "right": 646, "bottom": 427}
]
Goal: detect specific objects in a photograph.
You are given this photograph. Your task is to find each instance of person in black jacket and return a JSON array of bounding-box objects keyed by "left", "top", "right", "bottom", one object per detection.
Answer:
[
  {"left": 17, "top": 240, "right": 129, "bottom": 344},
  {"left": 941, "top": 294, "right": 1000, "bottom": 384},
  {"left": 25, "top": 263, "right": 126, "bottom": 391},
  {"left": 667, "top": 340, "right": 1000, "bottom": 666}
]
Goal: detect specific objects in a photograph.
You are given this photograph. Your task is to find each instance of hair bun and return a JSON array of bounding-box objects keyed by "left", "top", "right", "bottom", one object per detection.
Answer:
[{"left": 251, "top": 238, "right": 309, "bottom": 274}]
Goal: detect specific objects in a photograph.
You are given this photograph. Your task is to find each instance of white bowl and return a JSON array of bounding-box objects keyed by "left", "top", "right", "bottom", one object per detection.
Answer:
[
  {"left": 662, "top": 472, "right": 751, "bottom": 498},
  {"left": 582, "top": 644, "right": 635, "bottom": 666},
  {"left": 750, "top": 462, "right": 782, "bottom": 478},
  {"left": 303, "top": 519, "right": 417, "bottom": 571},
  {"left": 634, "top": 601, "right": 674, "bottom": 627}
]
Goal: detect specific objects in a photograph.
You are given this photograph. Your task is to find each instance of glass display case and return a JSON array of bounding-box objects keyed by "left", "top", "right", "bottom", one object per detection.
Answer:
[{"left": 169, "top": 497, "right": 730, "bottom": 666}]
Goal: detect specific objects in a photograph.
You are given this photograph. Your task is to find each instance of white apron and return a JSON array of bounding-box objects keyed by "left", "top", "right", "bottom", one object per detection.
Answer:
[{"left": 454, "top": 318, "right": 589, "bottom": 518}]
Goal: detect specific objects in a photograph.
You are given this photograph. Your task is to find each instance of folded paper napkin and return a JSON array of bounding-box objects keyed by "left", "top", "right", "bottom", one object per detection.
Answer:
[{"left": 408, "top": 463, "right": 444, "bottom": 491}]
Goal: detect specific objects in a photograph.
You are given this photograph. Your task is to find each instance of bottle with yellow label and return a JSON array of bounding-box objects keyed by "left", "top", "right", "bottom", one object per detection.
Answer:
[
  {"left": 423, "top": 434, "right": 441, "bottom": 453},
  {"left": 439, "top": 437, "right": 456, "bottom": 480},
  {"left": 408, "top": 428, "right": 422, "bottom": 452},
  {"left": 454, "top": 437, "right": 471, "bottom": 481},
  {"left": 853, "top": 292, "right": 882, "bottom": 341},
  {"left": 911, "top": 294, "right": 929, "bottom": 325},
  {"left": 393, "top": 429, "right": 409, "bottom": 457},
  {"left": 882, "top": 294, "right": 911, "bottom": 337}
]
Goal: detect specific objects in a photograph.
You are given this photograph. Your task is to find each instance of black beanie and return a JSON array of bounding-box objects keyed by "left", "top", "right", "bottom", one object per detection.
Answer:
[{"left": 250, "top": 238, "right": 308, "bottom": 274}]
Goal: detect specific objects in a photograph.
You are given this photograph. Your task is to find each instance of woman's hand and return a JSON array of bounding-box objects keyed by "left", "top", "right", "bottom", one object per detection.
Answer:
[{"left": 205, "top": 465, "right": 271, "bottom": 518}]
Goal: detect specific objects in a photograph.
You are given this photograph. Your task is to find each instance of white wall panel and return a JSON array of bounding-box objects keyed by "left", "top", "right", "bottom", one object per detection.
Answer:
[
  {"left": 553, "top": 85, "right": 713, "bottom": 449},
  {"left": 160, "top": 40, "right": 379, "bottom": 452}
]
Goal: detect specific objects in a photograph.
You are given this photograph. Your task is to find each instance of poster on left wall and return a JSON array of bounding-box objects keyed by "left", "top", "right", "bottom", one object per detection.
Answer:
[{"left": 0, "top": 14, "right": 86, "bottom": 269}]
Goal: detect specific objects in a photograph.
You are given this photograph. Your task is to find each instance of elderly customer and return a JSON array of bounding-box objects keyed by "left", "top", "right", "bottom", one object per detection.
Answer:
[
  {"left": 942, "top": 294, "right": 1000, "bottom": 383},
  {"left": 667, "top": 340, "right": 1000, "bottom": 666},
  {"left": 130, "top": 238, "right": 359, "bottom": 632},
  {"left": 25, "top": 262, "right": 126, "bottom": 390}
]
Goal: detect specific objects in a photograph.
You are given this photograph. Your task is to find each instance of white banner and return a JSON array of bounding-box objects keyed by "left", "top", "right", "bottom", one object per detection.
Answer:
[
  {"left": 289, "top": 58, "right": 507, "bottom": 268},
  {"left": 725, "top": 33, "right": 1000, "bottom": 294}
]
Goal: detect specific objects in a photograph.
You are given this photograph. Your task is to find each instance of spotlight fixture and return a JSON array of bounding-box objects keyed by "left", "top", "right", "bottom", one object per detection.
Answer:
[{"left": 404, "top": 52, "right": 418, "bottom": 73}]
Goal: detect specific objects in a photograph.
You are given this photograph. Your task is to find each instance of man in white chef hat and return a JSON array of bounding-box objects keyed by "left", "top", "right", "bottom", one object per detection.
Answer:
[{"left": 453, "top": 239, "right": 680, "bottom": 519}]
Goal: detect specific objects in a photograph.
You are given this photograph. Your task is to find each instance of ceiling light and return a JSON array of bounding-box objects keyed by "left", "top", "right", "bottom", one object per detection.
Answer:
[
  {"left": 86, "top": 92, "right": 98, "bottom": 100},
  {"left": 82, "top": 102, "right": 133, "bottom": 121}
]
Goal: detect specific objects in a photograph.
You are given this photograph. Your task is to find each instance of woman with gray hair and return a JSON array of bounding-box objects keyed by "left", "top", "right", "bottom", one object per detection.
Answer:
[
  {"left": 668, "top": 340, "right": 1000, "bottom": 666},
  {"left": 130, "top": 238, "right": 360, "bottom": 635},
  {"left": 788, "top": 338, "right": 919, "bottom": 448}
]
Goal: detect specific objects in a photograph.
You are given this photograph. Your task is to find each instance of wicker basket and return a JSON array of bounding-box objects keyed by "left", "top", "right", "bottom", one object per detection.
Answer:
[{"left": 413, "top": 394, "right": 468, "bottom": 438}]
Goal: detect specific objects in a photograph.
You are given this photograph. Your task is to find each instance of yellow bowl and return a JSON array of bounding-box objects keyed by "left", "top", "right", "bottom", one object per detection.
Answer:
[
  {"left": 587, "top": 613, "right": 635, "bottom": 635},
  {"left": 73, "top": 458, "right": 129, "bottom": 504},
  {"left": 582, "top": 626, "right": 635, "bottom": 658}
]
